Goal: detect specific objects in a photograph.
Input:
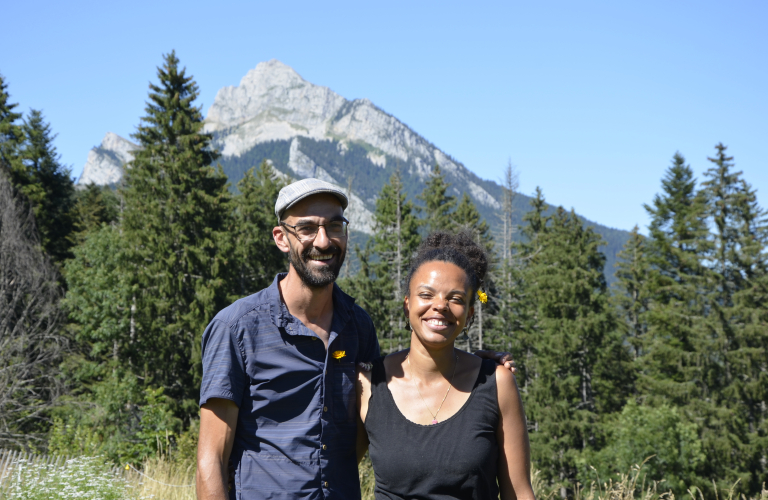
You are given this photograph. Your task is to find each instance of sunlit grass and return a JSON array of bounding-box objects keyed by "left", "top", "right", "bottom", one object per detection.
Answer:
[{"left": 2, "top": 453, "right": 766, "bottom": 500}]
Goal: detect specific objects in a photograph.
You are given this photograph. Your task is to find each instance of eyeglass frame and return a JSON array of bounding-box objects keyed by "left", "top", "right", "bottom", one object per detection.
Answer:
[{"left": 279, "top": 216, "right": 350, "bottom": 242}]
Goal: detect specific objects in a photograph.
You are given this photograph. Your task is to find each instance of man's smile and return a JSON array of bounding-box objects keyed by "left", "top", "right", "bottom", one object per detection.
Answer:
[{"left": 308, "top": 254, "right": 335, "bottom": 262}]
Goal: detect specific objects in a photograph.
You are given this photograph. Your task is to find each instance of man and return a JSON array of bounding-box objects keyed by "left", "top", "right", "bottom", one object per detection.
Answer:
[{"left": 197, "top": 178, "right": 512, "bottom": 500}]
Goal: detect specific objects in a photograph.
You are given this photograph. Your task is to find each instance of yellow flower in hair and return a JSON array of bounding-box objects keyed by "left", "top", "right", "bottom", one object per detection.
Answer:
[
  {"left": 477, "top": 290, "right": 488, "bottom": 304},
  {"left": 332, "top": 350, "right": 346, "bottom": 360}
]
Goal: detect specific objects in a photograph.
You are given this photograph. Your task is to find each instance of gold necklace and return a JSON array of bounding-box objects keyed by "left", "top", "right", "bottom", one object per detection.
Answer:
[{"left": 406, "top": 350, "right": 458, "bottom": 425}]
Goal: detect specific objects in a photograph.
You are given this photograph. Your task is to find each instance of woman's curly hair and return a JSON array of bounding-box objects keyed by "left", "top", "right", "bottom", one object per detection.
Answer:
[{"left": 403, "top": 230, "right": 489, "bottom": 305}]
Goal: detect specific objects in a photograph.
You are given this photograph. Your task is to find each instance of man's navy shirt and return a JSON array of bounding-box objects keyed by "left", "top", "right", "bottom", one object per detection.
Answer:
[{"left": 200, "top": 274, "right": 380, "bottom": 500}]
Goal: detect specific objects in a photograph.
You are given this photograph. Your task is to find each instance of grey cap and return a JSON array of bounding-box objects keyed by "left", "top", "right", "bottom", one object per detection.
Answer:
[{"left": 275, "top": 178, "right": 349, "bottom": 220}]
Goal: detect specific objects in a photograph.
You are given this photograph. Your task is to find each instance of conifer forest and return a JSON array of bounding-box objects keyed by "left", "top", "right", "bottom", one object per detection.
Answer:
[{"left": 1, "top": 53, "right": 766, "bottom": 498}]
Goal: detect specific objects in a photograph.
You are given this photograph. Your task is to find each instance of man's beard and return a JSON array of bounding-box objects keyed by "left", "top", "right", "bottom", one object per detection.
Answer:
[{"left": 288, "top": 242, "right": 346, "bottom": 288}]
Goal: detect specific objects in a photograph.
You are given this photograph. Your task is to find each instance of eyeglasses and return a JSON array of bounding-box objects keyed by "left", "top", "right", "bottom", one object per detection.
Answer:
[{"left": 280, "top": 218, "right": 349, "bottom": 242}]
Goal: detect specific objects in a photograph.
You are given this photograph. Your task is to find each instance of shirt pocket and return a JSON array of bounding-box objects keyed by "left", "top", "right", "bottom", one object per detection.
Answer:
[{"left": 333, "top": 361, "right": 356, "bottom": 423}]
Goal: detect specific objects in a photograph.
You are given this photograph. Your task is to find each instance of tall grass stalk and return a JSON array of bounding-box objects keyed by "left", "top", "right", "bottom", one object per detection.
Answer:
[{"left": 125, "top": 455, "right": 196, "bottom": 500}]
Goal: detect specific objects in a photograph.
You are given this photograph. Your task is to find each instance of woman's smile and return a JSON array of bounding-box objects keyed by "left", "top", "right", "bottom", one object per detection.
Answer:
[{"left": 422, "top": 316, "right": 452, "bottom": 331}]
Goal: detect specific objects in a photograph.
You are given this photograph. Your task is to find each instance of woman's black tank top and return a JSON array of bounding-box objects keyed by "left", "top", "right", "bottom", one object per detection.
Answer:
[{"left": 365, "top": 357, "right": 500, "bottom": 500}]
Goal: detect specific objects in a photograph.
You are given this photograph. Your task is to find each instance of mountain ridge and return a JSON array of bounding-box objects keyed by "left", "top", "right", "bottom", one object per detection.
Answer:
[{"left": 76, "top": 59, "right": 630, "bottom": 281}]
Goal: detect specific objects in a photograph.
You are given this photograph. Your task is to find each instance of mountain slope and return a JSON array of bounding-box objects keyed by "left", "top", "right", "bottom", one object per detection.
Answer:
[{"left": 77, "top": 59, "right": 630, "bottom": 281}]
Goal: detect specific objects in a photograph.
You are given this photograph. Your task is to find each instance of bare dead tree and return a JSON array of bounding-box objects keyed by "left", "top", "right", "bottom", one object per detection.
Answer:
[
  {"left": 0, "top": 172, "right": 67, "bottom": 450},
  {"left": 501, "top": 159, "right": 519, "bottom": 262}
]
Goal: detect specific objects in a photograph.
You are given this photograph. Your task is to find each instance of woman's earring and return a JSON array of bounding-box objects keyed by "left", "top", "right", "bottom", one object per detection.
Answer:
[
  {"left": 404, "top": 317, "right": 411, "bottom": 331},
  {"left": 462, "top": 316, "right": 475, "bottom": 336}
]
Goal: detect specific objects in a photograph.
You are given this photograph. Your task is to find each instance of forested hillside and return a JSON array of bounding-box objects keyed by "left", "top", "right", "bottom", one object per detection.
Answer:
[
  {"left": 1, "top": 54, "right": 766, "bottom": 499},
  {"left": 216, "top": 137, "right": 631, "bottom": 283}
]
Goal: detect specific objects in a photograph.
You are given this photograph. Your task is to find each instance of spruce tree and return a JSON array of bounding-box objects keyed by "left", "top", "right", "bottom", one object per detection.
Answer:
[
  {"left": 639, "top": 153, "right": 712, "bottom": 408},
  {"left": 417, "top": 164, "right": 455, "bottom": 233},
  {"left": 64, "top": 224, "right": 132, "bottom": 365},
  {"left": 612, "top": 226, "right": 651, "bottom": 360},
  {"left": 232, "top": 160, "right": 286, "bottom": 297},
  {"left": 69, "top": 184, "right": 119, "bottom": 245},
  {"left": 635, "top": 153, "right": 713, "bottom": 492},
  {"left": 367, "top": 170, "right": 421, "bottom": 352},
  {"left": 121, "top": 51, "right": 233, "bottom": 418},
  {"left": 18, "top": 110, "right": 75, "bottom": 263},
  {"left": 337, "top": 242, "right": 390, "bottom": 342},
  {"left": 512, "top": 189, "right": 631, "bottom": 492},
  {"left": 453, "top": 193, "right": 494, "bottom": 252},
  {"left": 698, "top": 144, "right": 768, "bottom": 493},
  {"left": 499, "top": 188, "right": 548, "bottom": 388}
]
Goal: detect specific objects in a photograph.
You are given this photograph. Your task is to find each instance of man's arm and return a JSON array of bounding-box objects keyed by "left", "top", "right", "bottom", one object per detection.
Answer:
[
  {"left": 197, "top": 399, "right": 239, "bottom": 500},
  {"left": 475, "top": 350, "right": 516, "bottom": 372}
]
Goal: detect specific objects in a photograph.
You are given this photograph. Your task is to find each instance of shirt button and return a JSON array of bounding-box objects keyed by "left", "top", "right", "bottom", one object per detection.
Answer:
[
  {"left": 323, "top": 406, "right": 328, "bottom": 412},
  {"left": 322, "top": 444, "right": 327, "bottom": 450},
  {"left": 324, "top": 482, "right": 329, "bottom": 488}
]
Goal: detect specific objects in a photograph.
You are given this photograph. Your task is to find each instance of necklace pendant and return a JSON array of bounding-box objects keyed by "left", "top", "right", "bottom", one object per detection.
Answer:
[{"left": 431, "top": 419, "right": 438, "bottom": 425}]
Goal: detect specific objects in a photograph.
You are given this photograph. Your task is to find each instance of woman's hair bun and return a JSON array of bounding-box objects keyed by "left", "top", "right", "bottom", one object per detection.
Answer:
[{"left": 404, "top": 230, "right": 489, "bottom": 304}]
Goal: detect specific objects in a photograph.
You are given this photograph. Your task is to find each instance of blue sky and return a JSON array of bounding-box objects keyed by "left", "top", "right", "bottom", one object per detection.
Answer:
[{"left": 2, "top": 0, "right": 766, "bottom": 232}]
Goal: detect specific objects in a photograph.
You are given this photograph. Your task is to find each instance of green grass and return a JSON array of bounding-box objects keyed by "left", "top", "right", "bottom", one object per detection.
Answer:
[{"left": 2, "top": 453, "right": 765, "bottom": 500}]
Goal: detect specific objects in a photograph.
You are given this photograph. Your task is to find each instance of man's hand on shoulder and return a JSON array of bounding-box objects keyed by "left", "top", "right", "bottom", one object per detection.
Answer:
[{"left": 474, "top": 350, "right": 516, "bottom": 373}]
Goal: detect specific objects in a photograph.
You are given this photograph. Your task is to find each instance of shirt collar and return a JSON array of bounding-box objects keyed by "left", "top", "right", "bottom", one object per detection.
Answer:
[{"left": 267, "top": 273, "right": 356, "bottom": 333}]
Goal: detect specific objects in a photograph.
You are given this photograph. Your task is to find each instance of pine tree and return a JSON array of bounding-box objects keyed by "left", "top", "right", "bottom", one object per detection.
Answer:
[
  {"left": 232, "top": 160, "right": 286, "bottom": 297},
  {"left": 698, "top": 144, "right": 768, "bottom": 493},
  {"left": 69, "top": 184, "right": 120, "bottom": 245},
  {"left": 17, "top": 110, "right": 75, "bottom": 263},
  {"left": 64, "top": 224, "right": 132, "bottom": 365},
  {"left": 500, "top": 187, "right": 548, "bottom": 388},
  {"left": 337, "top": 242, "right": 390, "bottom": 341},
  {"left": 453, "top": 193, "right": 494, "bottom": 252},
  {"left": 417, "top": 164, "right": 455, "bottom": 233},
  {"left": 512, "top": 189, "right": 631, "bottom": 492},
  {"left": 633, "top": 153, "right": 714, "bottom": 493},
  {"left": 120, "top": 51, "right": 233, "bottom": 418},
  {"left": 367, "top": 170, "right": 421, "bottom": 352},
  {"left": 0, "top": 74, "right": 24, "bottom": 180},
  {"left": 639, "top": 153, "right": 712, "bottom": 408},
  {"left": 612, "top": 226, "right": 651, "bottom": 360}
]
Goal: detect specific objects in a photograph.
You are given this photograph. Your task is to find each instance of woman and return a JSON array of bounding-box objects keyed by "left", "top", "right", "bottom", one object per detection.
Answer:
[{"left": 356, "top": 231, "right": 535, "bottom": 500}]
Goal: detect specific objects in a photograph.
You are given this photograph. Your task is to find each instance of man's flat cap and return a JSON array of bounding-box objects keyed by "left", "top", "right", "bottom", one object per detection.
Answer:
[{"left": 275, "top": 178, "right": 349, "bottom": 220}]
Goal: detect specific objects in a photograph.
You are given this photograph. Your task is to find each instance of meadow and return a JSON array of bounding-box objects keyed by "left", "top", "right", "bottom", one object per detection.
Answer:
[{"left": 1, "top": 454, "right": 765, "bottom": 500}]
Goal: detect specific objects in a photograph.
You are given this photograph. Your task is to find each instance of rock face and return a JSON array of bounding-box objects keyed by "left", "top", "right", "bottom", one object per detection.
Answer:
[
  {"left": 77, "top": 132, "right": 139, "bottom": 187},
  {"left": 205, "top": 60, "right": 500, "bottom": 208}
]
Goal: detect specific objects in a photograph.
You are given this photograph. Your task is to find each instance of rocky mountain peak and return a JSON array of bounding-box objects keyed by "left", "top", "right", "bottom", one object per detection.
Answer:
[
  {"left": 77, "top": 132, "right": 139, "bottom": 187},
  {"left": 204, "top": 60, "right": 346, "bottom": 154}
]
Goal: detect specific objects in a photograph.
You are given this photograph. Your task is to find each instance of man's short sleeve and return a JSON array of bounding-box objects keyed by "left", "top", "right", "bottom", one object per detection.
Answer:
[
  {"left": 200, "top": 318, "right": 245, "bottom": 407},
  {"left": 354, "top": 305, "right": 381, "bottom": 363}
]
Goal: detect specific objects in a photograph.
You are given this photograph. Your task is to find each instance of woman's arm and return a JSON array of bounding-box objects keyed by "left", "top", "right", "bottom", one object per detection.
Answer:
[
  {"left": 496, "top": 366, "right": 536, "bottom": 500},
  {"left": 356, "top": 367, "right": 373, "bottom": 464}
]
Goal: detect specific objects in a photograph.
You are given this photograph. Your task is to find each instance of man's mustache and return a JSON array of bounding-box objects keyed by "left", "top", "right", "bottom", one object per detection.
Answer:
[{"left": 303, "top": 246, "right": 341, "bottom": 259}]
